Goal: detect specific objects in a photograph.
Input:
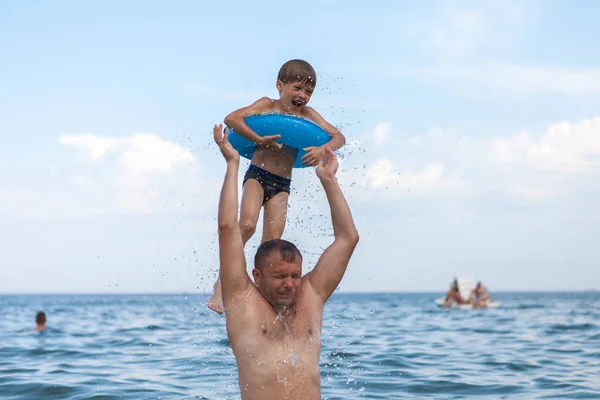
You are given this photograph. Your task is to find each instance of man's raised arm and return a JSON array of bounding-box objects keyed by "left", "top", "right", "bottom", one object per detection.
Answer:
[
  {"left": 306, "top": 147, "right": 359, "bottom": 303},
  {"left": 213, "top": 124, "right": 252, "bottom": 307}
]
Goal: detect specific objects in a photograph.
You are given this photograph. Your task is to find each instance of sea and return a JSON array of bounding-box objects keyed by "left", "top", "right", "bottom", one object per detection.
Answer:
[{"left": 1, "top": 292, "right": 599, "bottom": 399}]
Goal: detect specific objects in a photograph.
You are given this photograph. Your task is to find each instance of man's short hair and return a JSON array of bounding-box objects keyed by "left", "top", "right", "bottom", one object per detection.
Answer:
[
  {"left": 277, "top": 59, "right": 316, "bottom": 89},
  {"left": 36, "top": 311, "right": 46, "bottom": 324},
  {"left": 254, "top": 239, "right": 302, "bottom": 270}
]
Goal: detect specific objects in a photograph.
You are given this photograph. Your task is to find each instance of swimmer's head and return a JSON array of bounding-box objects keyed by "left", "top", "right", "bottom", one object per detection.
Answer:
[
  {"left": 451, "top": 279, "right": 459, "bottom": 292},
  {"left": 36, "top": 311, "right": 46, "bottom": 325},
  {"left": 253, "top": 239, "right": 303, "bottom": 311},
  {"left": 276, "top": 59, "right": 316, "bottom": 111}
]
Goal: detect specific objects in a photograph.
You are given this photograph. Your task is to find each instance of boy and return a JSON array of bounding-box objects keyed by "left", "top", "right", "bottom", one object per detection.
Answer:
[{"left": 207, "top": 59, "right": 346, "bottom": 314}]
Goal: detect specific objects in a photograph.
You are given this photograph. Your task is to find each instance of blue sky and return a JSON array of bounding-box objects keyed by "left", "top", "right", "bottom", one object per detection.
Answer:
[{"left": 1, "top": 0, "right": 599, "bottom": 293}]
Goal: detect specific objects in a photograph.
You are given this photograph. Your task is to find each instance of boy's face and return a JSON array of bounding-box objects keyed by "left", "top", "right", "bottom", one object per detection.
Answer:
[{"left": 276, "top": 80, "right": 314, "bottom": 111}]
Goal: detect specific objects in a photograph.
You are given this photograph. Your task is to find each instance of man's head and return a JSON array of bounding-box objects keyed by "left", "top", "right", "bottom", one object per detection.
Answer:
[
  {"left": 276, "top": 59, "right": 316, "bottom": 111},
  {"left": 252, "top": 239, "right": 303, "bottom": 311},
  {"left": 36, "top": 311, "right": 46, "bottom": 326}
]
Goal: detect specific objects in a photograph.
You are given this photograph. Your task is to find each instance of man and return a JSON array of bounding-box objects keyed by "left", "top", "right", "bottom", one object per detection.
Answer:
[
  {"left": 35, "top": 311, "right": 46, "bottom": 332},
  {"left": 212, "top": 123, "right": 359, "bottom": 400}
]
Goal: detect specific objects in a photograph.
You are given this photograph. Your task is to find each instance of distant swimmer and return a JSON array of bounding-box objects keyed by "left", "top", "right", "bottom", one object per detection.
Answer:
[
  {"left": 212, "top": 124, "right": 359, "bottom": 399},
  {"left": 442, "top": 279, "right": 468, "bottom": 308},
  {"left": 35, "top": 311, "right": 46, "bottom": 332},
  {"left": 468, "top": 281, "right": 490, "bottom": 308},
  {"left": 207, "top": 59, "right": 347, "bottom": 314}
]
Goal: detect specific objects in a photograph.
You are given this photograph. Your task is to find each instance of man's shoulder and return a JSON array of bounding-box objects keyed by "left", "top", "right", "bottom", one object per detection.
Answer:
[
  {"left": 298, "top": 279, "right": 326, "bottom": 307},
  {"left": 226, "top": 285, "right": 275, "bottom": 318}
]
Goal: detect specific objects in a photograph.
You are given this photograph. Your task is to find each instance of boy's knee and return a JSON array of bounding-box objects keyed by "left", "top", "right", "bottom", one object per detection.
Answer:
[{"left": 239, "top": 218, "right": 257, "bottom": 237}]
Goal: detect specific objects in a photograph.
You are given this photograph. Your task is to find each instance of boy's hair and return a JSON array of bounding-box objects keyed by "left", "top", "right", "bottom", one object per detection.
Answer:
[
  {"left": 254, "top": 239, "right": 302, "bottom": 270},
  {"left": 278, "top": 59, "right": 317, "bottom": 88},
  {"left": 36, "top": 311, "right": 46, "bottom": 324}
]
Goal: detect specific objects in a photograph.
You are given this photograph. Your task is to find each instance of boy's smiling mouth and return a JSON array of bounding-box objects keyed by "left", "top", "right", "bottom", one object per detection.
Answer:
[{"left": 291, "top": 99, "right": 304, "bottom": 107}]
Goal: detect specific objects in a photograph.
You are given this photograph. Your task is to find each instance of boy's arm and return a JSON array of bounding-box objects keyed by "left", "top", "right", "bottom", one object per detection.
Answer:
[
  {"left": 225, "top": 97, "right": 282, "bottom": 149},
  {"left": 302, "top": 107, "right": 346, "bottom": 166},
  {"left": 305, "top": 148, "right": 359, "bottom": 304},
  {"left": 213, "top": 125, "right": 253, "bottom": 307}
]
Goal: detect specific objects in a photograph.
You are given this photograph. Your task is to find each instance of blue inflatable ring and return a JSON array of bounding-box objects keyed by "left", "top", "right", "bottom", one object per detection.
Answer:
[{"left": 227, "top": 114, "right": 331, "bottom": 168}]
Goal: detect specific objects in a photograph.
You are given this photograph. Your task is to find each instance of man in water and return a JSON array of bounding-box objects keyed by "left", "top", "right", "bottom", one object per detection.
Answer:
[
  {"left": 213, "top": 123, "right": 359, "bottom": 399},
  {"left": 35, "top": 311, "right": 46, "bottom": 332}
]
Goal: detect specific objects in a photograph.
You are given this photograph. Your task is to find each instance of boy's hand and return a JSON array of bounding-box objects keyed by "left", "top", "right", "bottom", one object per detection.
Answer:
[
  {"left": 315, "top": 147, "right": 338, "bottom": 181},
  {"left": 258, "top": 135, "right": 283, "bottom": 149},
  {"left": 213, "top": 124, "right": 240, "bottom": 163}
]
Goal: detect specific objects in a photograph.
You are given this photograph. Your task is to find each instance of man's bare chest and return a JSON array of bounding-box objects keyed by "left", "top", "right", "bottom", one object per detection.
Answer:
[{"left": 230, "top": 311, "right": 322, "bottom": 358}]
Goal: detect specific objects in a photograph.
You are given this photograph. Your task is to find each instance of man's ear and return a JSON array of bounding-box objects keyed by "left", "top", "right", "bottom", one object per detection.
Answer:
[{"left": 252, "top": 268, "right": 261, "bottom": 285}]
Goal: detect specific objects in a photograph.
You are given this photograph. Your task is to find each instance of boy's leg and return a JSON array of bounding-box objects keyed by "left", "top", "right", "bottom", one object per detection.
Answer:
[
  {"left": 239, "top": 179, "right": 265, "bottom": 244},
  {"left": 262, "top": 191, "right": 289, "bottom": 242},
  {"left": 207, "top": 179, "right": 264, "bottom": 314}
]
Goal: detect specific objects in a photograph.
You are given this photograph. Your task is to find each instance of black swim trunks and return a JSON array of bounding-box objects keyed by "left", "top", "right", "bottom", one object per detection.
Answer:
[{"left": 243, "top": 165, "right": 291, "bottom": 204}]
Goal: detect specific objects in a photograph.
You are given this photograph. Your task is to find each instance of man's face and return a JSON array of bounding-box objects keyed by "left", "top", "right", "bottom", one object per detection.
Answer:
[{"left": 253, "top": 254, "right": 302, "bottom": 311}]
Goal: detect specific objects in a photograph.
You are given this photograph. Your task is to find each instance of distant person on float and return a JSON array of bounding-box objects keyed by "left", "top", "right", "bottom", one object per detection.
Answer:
[
  {"left": 35, "top": 311, "right": 47, "bottom": 332},
  {"left": 468, "top": 281, "right": 490, "bottom": 307},
  {"left": 442, "top": 279, "right": 468, "bottom": 307}
]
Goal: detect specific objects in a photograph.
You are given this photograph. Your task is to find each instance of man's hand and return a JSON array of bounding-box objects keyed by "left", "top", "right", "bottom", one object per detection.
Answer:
[
  {"left": 258, "top": 134, "right": 283, "bottom": 150},
  {"left": 315, "top": 147, "right": 338, "bottom": 181},
  {"left": 214, "top": 124, "right": 240, "bottom": 163},
  {"left": 301, "top": 145, "right": 326, "bottom": 166}
]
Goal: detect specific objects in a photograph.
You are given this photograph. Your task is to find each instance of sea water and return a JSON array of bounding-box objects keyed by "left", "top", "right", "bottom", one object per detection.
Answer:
[{"left": 1, "top": 292, "right": 599, "bottom": 399}]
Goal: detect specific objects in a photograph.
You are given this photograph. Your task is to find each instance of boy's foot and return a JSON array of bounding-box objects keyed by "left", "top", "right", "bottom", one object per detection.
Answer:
[{"left": 207, "top": 290, "right": 224, "bottom": 314}]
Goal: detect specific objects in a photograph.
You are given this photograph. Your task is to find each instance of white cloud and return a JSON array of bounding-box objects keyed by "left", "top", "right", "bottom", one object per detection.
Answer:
[
  {"left": 409, "top": 127, "right": 448, "bottom": 145},
  {"left": 491, "top": 116, "right": 600, "bottom": 173},
  {"left": 0, "top": 133, "right": 208, "bottom": 219},
  {"left": 361, "top": 159, "right": 471, "bottom": 197},
  {"left": 337, "top": 122, "right": 473, "bottom": 200},
  {"left": 60, "top": 133, "right": 195, "bottom": 173},
  {"left": 373, "top": 123, "right": 390, "bottom": 146},
  {"left": 60, "top": 134, "right": 118, "bottom": 161},
  {"left": 340, "top": 115, "right": 600, "bottom": 203},
  {"left": 58, "top": 133, "right": 203, "bottom": 215}
]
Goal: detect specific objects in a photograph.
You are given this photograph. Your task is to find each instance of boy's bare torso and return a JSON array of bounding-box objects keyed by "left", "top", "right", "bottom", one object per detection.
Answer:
[
  {"left": 226, "top": 281, "right": 324, "bottom": 400},
  {"left": 250, "top": 99, "right": 314, "bottom": 179}
]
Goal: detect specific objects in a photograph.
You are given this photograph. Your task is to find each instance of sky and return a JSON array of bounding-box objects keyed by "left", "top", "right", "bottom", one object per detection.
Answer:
[{"left": 1, "top": 0, "right": 599, "bottom": 293}]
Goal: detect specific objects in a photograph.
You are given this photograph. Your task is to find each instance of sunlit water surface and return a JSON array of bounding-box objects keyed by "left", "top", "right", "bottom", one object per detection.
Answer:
[{"left": 1, "top": 293, "right": 599, "bottom": 399}]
